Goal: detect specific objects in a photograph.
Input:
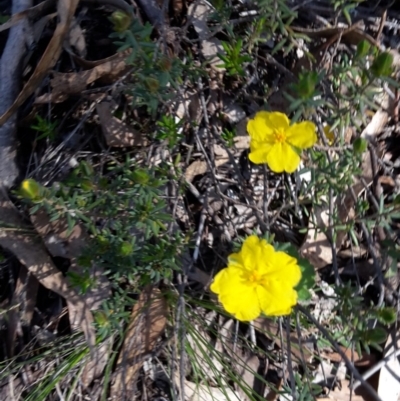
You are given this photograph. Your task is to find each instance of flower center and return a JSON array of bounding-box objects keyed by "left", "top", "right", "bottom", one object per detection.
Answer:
[
  {"left": 244, "top": 270, "right": 268, "bottom": 287},
  {"left": 274, "top": 129, "right": 286, "bottom": 143},
  {"left": 248, "top": 272, "right": 260, "bottom": 283}
]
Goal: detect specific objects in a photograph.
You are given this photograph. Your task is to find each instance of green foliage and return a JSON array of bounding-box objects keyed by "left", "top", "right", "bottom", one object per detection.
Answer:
[
  {"left": 156, "top": 114, "right": 183, "bottom": 148},
  {"left": 217, "top": 39, "right": 252, "bottom": 77},
  {"left": 371, "top": 51, "right": 394, "bottom": 78},
  {"left": 353, "top": 137, "right": 368, "bottom": 154},
  {"left": 256, "top": 0, "right": 300, "bottom": 55},
  {"left": 293, "top": 70, "right": 320, "bottom": 100},
  {"left": 221, "top": 127, "right": 236, "bottom": 147},
  {"left": 110, "top": 19, "right": 184, "bottom": 116},
  {"left": 331, "top": 0, "right": 366, "bottom": 24},
  {"left": 0, "top": 14, "right": 9, "bottom": 24},
  {"left": 31, "top": 115, "right": 58, "bottom": 141},
  {"left": 355, "top": 39, "right": 371, "bottom": 59},
  {"left": 19, "top": 159, "right": 187, "bottom": 287},
  {"left": 331, "top": 282, "right": 394, "bottom": 355},
  {"left": 282, "top": 373, "right": 322, "bottom": 401},
  {"left": 10, "top": 1, "right": 400, "bottom": 399}
]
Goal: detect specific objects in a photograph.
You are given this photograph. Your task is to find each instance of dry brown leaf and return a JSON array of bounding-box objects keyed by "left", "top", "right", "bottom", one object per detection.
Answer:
[
  {"left": 321, "top": 347, "right": 377, "bottom": 368},
  {"left": 253, "top": 318, "right": 314, "bottom": 363},
  {"left": 96, "top": 101, "right": 149, "bottom": 147},
  {"left": 67, "top": 16, "right": 86, "bottom": 58},
  {"left": 49, "top": 54, "right": 129, "bottom": 99},
  {"left": 111, "top": 286, "right": 168, "bottom": 400},
  {"left": 30, "top": 207, "right": 111, "bottom": 311},
  {"left": 72, "top": 49, "right": 131, "bottom": 69},
  {"left": 188, "top": 0, "right": 225, "bottom": 72},
  {"left": 0, "top": 195, "right": 96, "bottom": 354},
  {"left": 173, "top": 373, "right": 243, "bottom": 401},
  {"left": 6, "top": 266, "right": 38, "bottom": 358},
  {"left": 0, "top": 0, "right": 80, "bottom": 125},
  {"left": 218, "top": 318, "right": 265, "bottom": 400},
  {"left": 29, "top": 208, "right": 112, "bottom": 387},
  {"left": 300, "top": 199, "right": 332, "bottom": 269},
  {"left": 185, "top": 144, "right": 230, "bottom": 182},
  {"left": 318, "top": 379, "right": 372, "bottom": 401},
  {"left": 81, "top": 335, "right": 115, "bottom": 388}
]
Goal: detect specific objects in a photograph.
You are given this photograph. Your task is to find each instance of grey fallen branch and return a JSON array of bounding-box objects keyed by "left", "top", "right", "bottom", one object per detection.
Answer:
[{"left": 0, "top": 0, "right": 33, "bottom": 188}]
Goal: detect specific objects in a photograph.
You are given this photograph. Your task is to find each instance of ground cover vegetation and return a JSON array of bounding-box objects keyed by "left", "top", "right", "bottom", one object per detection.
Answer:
[{"left": 0, "top": 0, "right": 400, "bottom": 400}]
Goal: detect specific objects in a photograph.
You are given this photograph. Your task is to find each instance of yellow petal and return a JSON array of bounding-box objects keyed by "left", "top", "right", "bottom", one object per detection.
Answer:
[
  {"left": 247, "top": 111, "right": 275, "bottom": 142},
  {"left": 211, "top": 265, "right": 245, "bottom": 297},
  {"left": 213, "top": 265, "right": 261, "bottom": 321},
  {"left": 266, "top": 143, "right": 300, "bottom": 173},
  {"left": 210, "top": 267, "right": 228, "bottom": 295},
  {"left": 254, "top": 242, "right": 277, "bottom": 276},
  {"left": 248, "top": 145, "right": 272, "bottom": 164},
  {"left": 266, "top": 251, "right": 302, "bottom": 287},
  {"left": 286, "top": 121, "right": 317, "bottom": 149},
  {"left": 266, "top": 111, "right": 290, "bottom": 130},
  {"left": 258, "top": 283, "right": 297, "bottom": 316},
  {"left": 239, "top": 235, "right": 263, "bottom": 270},
  {"left": 229, "top": 289, "right": 261, "bottom": 321},
  {"left": 221, "top": 284, "right": 260, "bottom": 321}
]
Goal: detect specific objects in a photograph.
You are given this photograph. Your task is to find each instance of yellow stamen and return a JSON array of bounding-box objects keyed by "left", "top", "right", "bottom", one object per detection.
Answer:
[{"left": 274, "top": 129, "right": 286, "bottom": 143}]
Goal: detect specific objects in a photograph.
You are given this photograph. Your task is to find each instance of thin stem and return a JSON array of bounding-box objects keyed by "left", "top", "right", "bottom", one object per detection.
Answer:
[{"left": 297, "top": 305, "right": 383, "bottom": 401}]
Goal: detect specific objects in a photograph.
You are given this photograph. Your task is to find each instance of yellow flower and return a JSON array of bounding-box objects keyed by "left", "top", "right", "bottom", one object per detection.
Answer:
[
  {"left": 210, "top": 235, "right": 302, "bottom": 321},
  {"left": 247, "top": 111, "right": 317, "bottom": 173},
  {"left": 323, "top": 125, "right": 335, "bottom": 145}
]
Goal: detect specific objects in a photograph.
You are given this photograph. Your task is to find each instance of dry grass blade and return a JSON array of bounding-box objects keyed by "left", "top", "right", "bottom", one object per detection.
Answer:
[{"left": 111, "top": 286, "right": 168, "bottom": 400}]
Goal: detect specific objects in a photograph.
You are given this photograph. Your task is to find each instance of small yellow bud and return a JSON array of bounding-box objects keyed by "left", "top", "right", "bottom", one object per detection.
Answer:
[
  {"left": 19, "top": 179, "right": 42, "bottom": 200},
  {"left": 144, "top": 77, "right": 160, "bottom": 93},
  {"left": 109, "top": 11, "right": 132, "bottom": 32},
  {"left": 158, "top": 56, "right": 172, "bottom": 72}
]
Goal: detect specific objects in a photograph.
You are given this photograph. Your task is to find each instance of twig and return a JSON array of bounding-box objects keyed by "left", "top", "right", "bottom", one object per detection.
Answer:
[
  {"left": 297, "top": 305, "right": 383, "bottom": 401},
  {"left": 177, "top": 273, "right": 187, "bottom": 401},
  {"left": 375, "top": 9, "right": 387, "bottom": 42},
  {"left": 348, "top": 186, "right": 385, "bottom": 307},
  {"left": 193, "top": 190, "right": 209, "bottom": 263},
  {"left": 134, "top": 0, "right": 164, "bottom": 27},
  {"left": 285, "top": 317, "right": 297, "bottom": 401},
  {"left": 352, "top": 347, "right": 400, "bottom": 390},
  {"left": 263, "top": 165, "right": 270, "bottom": 231}
]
